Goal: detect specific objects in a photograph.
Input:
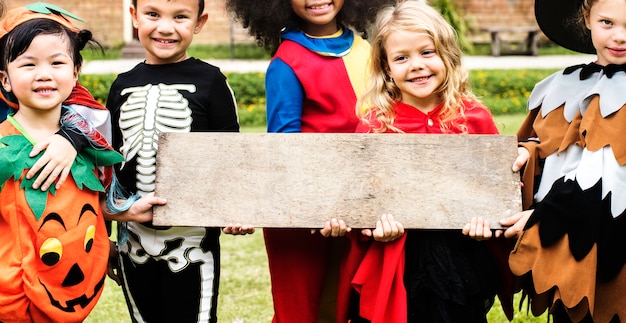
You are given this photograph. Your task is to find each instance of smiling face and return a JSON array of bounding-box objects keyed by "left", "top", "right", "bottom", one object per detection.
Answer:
[
  {"left": 131, "top": 0, "right": 208, "bottom": 64},
  {"left": 585, "top": 0, "right": 626, "bottom": 65},
  {"left": 384, "top": 30, "right": 446, "bottom": 113},
  {"left": 1, "top": 33, "right": 77, "bottom": 116},
  {"left": 290, "top": 0, "right": 344, "bottom": 36}
]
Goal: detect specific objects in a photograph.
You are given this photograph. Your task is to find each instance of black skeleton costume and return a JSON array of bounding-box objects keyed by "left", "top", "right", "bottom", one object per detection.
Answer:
[{"left": 106, "top": 58, "right": 239, "bottom": 323}]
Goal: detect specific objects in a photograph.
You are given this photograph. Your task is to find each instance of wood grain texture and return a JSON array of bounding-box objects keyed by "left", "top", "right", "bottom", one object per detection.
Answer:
[{"left": 153, "top": 133, "right": 521, "bottom": 229}]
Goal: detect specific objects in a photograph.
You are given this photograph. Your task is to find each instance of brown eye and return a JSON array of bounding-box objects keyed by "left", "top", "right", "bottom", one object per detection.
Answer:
[{"left": 40, "top": 238, "right": 62, "bottom": 266}]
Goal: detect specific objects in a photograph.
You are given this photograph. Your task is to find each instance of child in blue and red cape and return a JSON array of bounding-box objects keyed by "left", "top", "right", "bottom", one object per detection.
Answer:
[{"left": 226, "top": 1, "right": 406, "bottom": 322}]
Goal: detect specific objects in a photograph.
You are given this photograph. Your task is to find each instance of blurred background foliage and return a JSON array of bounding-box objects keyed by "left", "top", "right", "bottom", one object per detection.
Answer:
[
  {"left": 79, "top": 68, "right": 556, "bottom": 128},
  {"left": 431, "top": 0, "right": 474, "bottom": 53}
]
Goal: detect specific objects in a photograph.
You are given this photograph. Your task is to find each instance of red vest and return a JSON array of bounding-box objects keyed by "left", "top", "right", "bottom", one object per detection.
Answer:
[{"left": 273, "top": 40, "right": 360, "bottom": 133}]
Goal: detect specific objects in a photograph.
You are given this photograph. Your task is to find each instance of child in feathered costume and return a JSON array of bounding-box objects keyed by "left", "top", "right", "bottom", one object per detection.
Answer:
[{"left": 500, "top": 0, "right": 626, "bottom": 321}]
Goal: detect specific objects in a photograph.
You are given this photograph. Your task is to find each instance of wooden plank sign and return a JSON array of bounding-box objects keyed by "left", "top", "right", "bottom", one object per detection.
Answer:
[{"left": 152, "top": 133, "right": 521, "bottom": 229}]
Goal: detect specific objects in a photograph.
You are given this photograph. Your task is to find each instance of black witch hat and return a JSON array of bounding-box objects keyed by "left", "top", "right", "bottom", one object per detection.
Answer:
[{"left": 535, "top": 0, "right": 596, "bottom": 54}]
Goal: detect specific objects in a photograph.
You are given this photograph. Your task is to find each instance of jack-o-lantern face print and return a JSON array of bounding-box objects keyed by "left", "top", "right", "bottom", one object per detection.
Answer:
[
  {"left": 33, "top": 200, "right": 108, "bottom": 314},
  {"left": 0, "top": 133, "right": 124, "bottom": 321}
]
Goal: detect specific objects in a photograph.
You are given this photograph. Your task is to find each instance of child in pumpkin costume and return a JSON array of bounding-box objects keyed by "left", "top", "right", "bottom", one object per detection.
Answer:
[
  {"left": 0, "top": 5, "right": 165, "bottom": 322},
  {"left": 0, "top": 2, "right": 111, "bottom": 194},
  {"left": 0, "top": 16, "right": 123, "bottom": 322}
]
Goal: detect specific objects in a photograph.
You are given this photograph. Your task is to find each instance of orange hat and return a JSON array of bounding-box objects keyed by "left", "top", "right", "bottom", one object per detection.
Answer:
[{"left": 0, "top": 2, "right": 84, "bottom": 38}]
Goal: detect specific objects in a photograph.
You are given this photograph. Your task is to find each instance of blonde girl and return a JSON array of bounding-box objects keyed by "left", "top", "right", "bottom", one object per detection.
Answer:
[
  {"left": 356, "top": 2, "right": 513, "bottom": 322},
  {"left": 358, "top": 0, "right": 479, "bottom": 134}
]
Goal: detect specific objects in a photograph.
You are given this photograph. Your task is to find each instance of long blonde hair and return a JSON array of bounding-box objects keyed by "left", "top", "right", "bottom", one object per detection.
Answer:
[{"left": 357, "top": 0, "right": 477, "bottom": 133}]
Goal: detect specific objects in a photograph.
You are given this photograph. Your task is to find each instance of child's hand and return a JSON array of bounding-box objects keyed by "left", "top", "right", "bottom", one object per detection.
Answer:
[
  {"left": 500, "top": 210, "right": 533, "bottom": 239},
  {"left": 125, "top": 193, "right": 167, "bottom": 222},
  {"left": 361, "top": 214, "right": 404, "bottom": 242},
  {"left": 27, "top": 134, "right": 76, "bottom": 190},
  {"left": 222, "top": 224, "right": 255, "bottom": 235},
  {"left": 462, "top": 217, "right": 501, "bottom": 240},
  {"left": 315, "top": 218, "right": 351, "bottom": 237},
  {"left": 512, "top": 147, "right": 530, "bottom": 172},
  {"left": 105, "top": 192, "right": 167, "bottom": 222}
]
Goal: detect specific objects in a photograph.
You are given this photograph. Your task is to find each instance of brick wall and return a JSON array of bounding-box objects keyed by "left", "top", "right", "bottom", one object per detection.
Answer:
[
  {"left": 456, "top": 0, "right": 536, "bottom": 26},
  {"left": 197, "top": 0, "right": 251, "bottom": 45},
  {"left": 4, "top": 0, "right": 253, "bottom": 47},
  {"left": 4, "top": 0, "right": 539, "bottom": 47},
  {"left": 6, "top": 0, "right": 127, "bottom": 46}
]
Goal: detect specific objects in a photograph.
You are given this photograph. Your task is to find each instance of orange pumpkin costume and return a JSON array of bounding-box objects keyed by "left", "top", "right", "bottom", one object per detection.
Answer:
[{"left": 0, "top": 116, "right": 123, "bottom": 322}]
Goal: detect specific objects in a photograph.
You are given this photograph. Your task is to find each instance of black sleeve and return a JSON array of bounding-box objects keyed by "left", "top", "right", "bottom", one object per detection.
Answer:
[
  {"left": 56, "top": 126, "right": 88, "bottom": 152},
  {"left": 207, "top": 72, "right": 240, "bottom": 132}
]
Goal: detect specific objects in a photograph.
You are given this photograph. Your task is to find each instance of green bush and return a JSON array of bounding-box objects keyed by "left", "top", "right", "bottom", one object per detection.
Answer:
[
  {"left": 79, "top": 68, "right": 560, "bottom": 127},
  {"left": 78, "top": 74, "right": 115, "bottom": 105},
  {"left": 225, "top": 72, "right": 267, "bottom": 127},
  {"left": 470, "top": 69, "right": 558, "bottom": 115},
  {"left": 225, "top": 72, "right": 266, "bottom": 105}
]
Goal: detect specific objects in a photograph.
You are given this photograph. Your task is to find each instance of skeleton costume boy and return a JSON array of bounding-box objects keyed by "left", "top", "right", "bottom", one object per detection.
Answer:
[{"left": 106, "top": 58, "right": 239, "bottom": 322}]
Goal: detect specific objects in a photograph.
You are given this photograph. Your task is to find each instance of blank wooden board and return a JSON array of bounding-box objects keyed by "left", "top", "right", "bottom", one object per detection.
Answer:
[{"left": 152, "top": 133, "right": 521, "bottom": 229}]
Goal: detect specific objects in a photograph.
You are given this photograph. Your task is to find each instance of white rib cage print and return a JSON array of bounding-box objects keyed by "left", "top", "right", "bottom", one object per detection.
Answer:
[{"left": 119, "top": 83, "right": 195, "bottom": 194}]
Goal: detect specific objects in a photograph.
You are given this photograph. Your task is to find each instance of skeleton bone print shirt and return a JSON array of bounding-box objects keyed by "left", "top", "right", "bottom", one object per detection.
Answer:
[{"left": 107, "top": 58, "right": 239, "bottom": 198}]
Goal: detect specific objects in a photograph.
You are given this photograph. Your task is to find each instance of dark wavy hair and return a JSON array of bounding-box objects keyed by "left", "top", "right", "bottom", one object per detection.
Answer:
[
  {"left": 226, "top": 0, "right": 396, "bottom": 54},
  {"left": 0, "top": 18, "right": 100, "bottom": 71}
]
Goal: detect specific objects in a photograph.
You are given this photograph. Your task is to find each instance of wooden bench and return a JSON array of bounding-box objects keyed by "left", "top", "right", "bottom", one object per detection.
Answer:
[{"left": 481, "top": 26, "right": 540, "bottom": 56}]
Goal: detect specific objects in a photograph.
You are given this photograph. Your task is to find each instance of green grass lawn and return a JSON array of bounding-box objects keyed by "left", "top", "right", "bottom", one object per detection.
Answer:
[{"left": 86, "top": 114, "right": 551, "bottom": 323}]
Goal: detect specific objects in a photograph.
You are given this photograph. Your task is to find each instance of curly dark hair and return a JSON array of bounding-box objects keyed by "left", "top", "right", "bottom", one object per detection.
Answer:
[{"left": 226, "top": 0, "right": 396, "bottom": 53}]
